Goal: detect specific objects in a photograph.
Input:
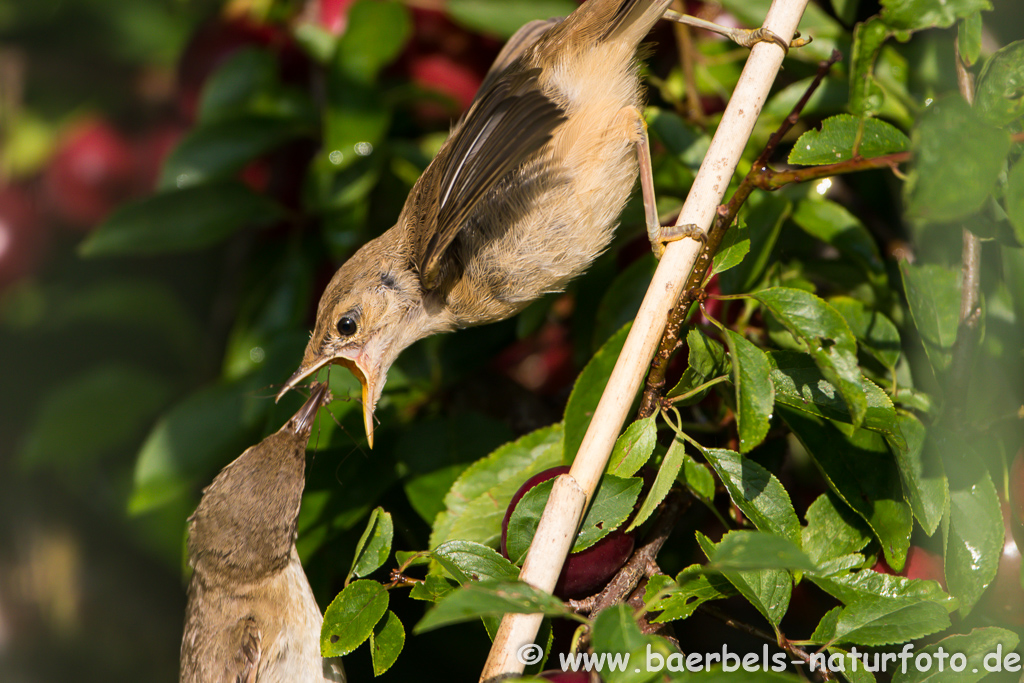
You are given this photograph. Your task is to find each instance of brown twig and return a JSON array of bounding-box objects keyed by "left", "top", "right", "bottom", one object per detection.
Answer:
[
  {"left": 698, "top": 604, "right": 832, "bottom": 681},
  {"left": 637, "top": 50, "right": 842, "bottom": 419}
]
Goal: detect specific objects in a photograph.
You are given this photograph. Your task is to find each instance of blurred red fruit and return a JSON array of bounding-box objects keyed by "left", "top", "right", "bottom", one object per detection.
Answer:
[
  {"left": 871, "top": 546, "right": 946, "bottom": 590},
  {"left": 0, "top": 184, "right": 47, "bottom": 288},
  {"left": 43, "top": 120, "right": 136, "bottom": 230},
  {"left": 1009, "top": 448, "right": 1024, "bottom": 549},
  {"left": 501, "top": 466, "right": 636, "bottom": 600},
  {"left": 319, "top": 0, "right": 358, "bottom": 35},
  {"left": 494, "top": 322, "right": 574, "bottom": 395},
  {"left": 978, "top": 503, "right": 1024, "bottom": 626},
  {"left": 409, "top": 54, "right": 482, "bottom": 116}
]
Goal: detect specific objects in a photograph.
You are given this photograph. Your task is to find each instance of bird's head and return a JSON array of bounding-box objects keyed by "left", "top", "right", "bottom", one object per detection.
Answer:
[{"left": 277, "top": 239, "right": 425, "bottom": 448}]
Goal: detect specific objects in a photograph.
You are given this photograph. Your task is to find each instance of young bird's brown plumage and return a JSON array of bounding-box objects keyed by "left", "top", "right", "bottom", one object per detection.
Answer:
[
  {"left": 181, "top": 383, "right": 345, "bottom": 683},
  {"left": 278, "top": 0, "right": 675, "bottom": 445}
]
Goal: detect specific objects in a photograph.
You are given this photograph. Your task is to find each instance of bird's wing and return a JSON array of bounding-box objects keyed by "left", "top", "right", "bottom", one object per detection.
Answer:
[
  {"left": 474, "top": 18, "right": 562, "bottom": 101},
  {"left": 414, "top": 66, "right": 566, "bottom": 289},
  {"left": 229, "top": 616, "right": 262, "bottom": 683}
]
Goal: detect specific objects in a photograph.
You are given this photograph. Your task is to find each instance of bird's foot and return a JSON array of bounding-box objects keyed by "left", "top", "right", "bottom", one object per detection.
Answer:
[
  {"left": 651, "top": 223, "right": 707, "bottom": 260},
  {"left": 663, "top": 10, "right": 811, "bottom": 53}
]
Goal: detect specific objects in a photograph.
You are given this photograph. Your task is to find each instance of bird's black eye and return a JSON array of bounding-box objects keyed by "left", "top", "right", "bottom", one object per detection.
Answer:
[{"left": 336, "top": 316, "right": 358, "bottom": 337}]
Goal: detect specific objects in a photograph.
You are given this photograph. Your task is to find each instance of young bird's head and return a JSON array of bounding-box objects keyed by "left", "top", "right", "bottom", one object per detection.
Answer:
[{"left": 277, "top": 239, "right": 426, "bottom": 448}]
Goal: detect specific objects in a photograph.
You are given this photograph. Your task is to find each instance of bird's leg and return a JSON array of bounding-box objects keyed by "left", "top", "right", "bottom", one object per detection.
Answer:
[
  {"left": 627, "top": 108, "right": 705, "bottom": 260},
  {"left": 662, "top": 9, "right": 811, "bottom": 52}
]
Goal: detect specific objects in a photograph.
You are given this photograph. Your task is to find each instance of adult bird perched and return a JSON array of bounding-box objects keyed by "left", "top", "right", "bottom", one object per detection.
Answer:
[
  {"left": 276, "top": 0, "right": 804, "bottom": 445},
  {"left": 180, "top": 383, "right": 345, "bottom": 683}
]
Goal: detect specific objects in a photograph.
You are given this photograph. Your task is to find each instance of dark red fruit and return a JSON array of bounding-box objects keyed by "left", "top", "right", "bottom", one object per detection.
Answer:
[
  {"left": 501, "top": 466, "right": 636, "bottom": 600},
  {"left": 1008, "top": 448, "right": 1024, "bottom": 550},
  {"left": 0, "top": 183, "right": 47, "bottom": 288},
  {"left": 409, "top": 53, "right": 482, "bottom": 115},
  {"left": 43, "top": 119, "right": 136, "bottom": 230},
  {"left": 318, "top": 0, "right": 358, "bottom": 35},
  {"left": 494, "top": 321, "right": 574, "bottom": 395}
]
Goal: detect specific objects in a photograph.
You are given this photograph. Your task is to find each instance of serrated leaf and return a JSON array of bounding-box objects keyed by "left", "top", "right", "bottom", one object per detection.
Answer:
[
  {"left": 628, "top": 437, "right": 684, "bottom": 532},
  {"left": 408, "top": 575, "right": 456, "bottom": 602},
  {"left": 827, "top": 597, "right": 951, "bottom": 646},
  {"left": 939, "top": 431, "right": 1003, "bottom": 616},
  {"left": 701, "top": 447, "right": 801, "bottom": 546},
  {"left": 723, "top": 329, "right": 774, "bottom": 453},
  {"left": 769, "top": 351, "right": 900, "bottom": 445},
  {"left": 348, "top": 507, "right": 393, "bottom": 582},
  {"left": 792, "top": 200, "right": 885, "bottom": 276},
  {"left": 647, "top": 566, "right": 737, "bottom": 623},
  {"left": 321, "top": 579, "right": 389, "bottom": 657},
  {"left": 829, "top": 297, "right": 901, "bottom": 370},
  {"left": 849, "top": 18, "right": 890, "bottom": 118},
  {"left": 713, "top": 221, "right": 750, "bottom": 275},
  {"left": 370, "top": 610, "right": 404, "bottom": 676},
  {"left": 905, "top": 96, "right": 1010, "bottom": 224},
  {"left": 564, "top": 323, "right": 630, "bottom": 461},
  {"left": 679, "top": 451, "right": 715, "bottom": 501},
  {"left": 432, "top": 540, "right": 519, "bottom": 583},
  {"left": 413, "top": 580, "right": 573, "bottom": 634},
  {"left": 891, "top": 627, "right": 1019, "bottom": 683},
  {"left": 696, "top": 532, "right": 792, "bottom": 629},
  {"left": 802, "top": 493, "right": 872, "bottom": 568},
  {"left": 780, "top": 407, "right": 913, "bottom": 571},
  {"left": 810, "top": 569, "right": 953, "bottom": 609},
  {"left": 667, "top": 328, "right": 728, "bottom": 404},
  {"left": 751, "top": 287, "right": 866, "bottom": 427},
  {"left": 606, "top": 417, "right": 656, "bottom": 477},
  {"left": 976, "top": 40, "right": 1024, "bottom": 127},
  {"left": 446, "top": 0, "right": 577, "bottom": 38},
  {"left": 789, "top": 114, "right": 909, "bottom": 165},
  {"left": 891, "top": 413, "right": 947, "bottom": 536},
  {"left": 900, "top": 262, "right": 962, "bottom": 378},
  {"left": 709, "top": 531, "right": 817, "bottom": 572},
  {"left": 81, "top": 182, "right": 284, "bottom": 257}
]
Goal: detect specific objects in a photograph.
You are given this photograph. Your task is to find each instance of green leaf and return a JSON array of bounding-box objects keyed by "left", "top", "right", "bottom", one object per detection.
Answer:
[
  {"left": 709, "top": 530, "right": 817, "bottom": 572},
  {"left": 791, "top": 200, "right": 885, "bottom": 276},
  {"left": 789, "top": 114, "right": 910, "bottom": 165},
  {"left": 719, "top": 193, "right": 791, "bottom": 294},
  {"left": 196, "top": 48, "right": 278, "bottom": 122},
  {"left": 849, "top": 18, "right": 890, "bottom": 118},
  {"left": 699, "top": 531, "right": 793, "bottom": 628},
  {"left": 904, "top": 96, "right": 1010, "bottom": 224},
  {"left": 751, "top": 287, "right": 866, "bottom": 427},
  {"left": 646, "top": 566, "right": 737, "bottom": 623},
  {"left": 446, "top": 0, "right": 577, "bottom": 38},
  {"left": 81, "top": 182, "right": 284, "bottom": 257},
  {"left": 891, "top": 413, "right": 947, "bottom": 536},
  {"left": 701, "top": 447, "right": 801, "bottom": 546},
  {"left": 414, "top": 580, "right": 573, "bottom": 634},
  {"left": 590, "top": 603, "right": 647, "bottom": 657},
  {"left": 348, "top": 507, "right": 393, "bottom": 582},
  {"left": 335, "top": 0, "right": 411, "bottom": 83},
  {"left": 667, "top": 328, "right": 728, "bottom": 404},
  {"left": 958, "top": 12, "right": 983, "bottom": 67},
  {"left": 891, "top": 627, "right": 1020, "bottom": 683},
  {"left": 976, "top": 40, "right": 1024, "bottom": 127},
  {"left": 769, "top": 351, "right": 900, "bottom": 444},
  {"left": 369, "top": 611, "right": 404, "bottom": 676},
  {"left": 506, "top": 474, "right": 640, "bottom": 562},
  {"left": 1005, "top": 159, "right": 1024, "bottom": 245},
  {"left": 321, "top": 579, "right": 389, "bottom": 657},
  {"left": 829, "top": 297, "right": 901, "bottom": 370},
  {"left": 408, "top": 575, "right": 456, "bottom": 602},
  {"left": 712, "top": 221, "right": 750, "bottom": 276},
  {"left": 606, "top": 417, "right": 656, "bottom": 477},
  {"left": 647, "top": 107, "right": 711, "bottom": 171},
  {"left": 939, "top": 430, "right": 1003, "bottom": 616},
  {"left": 679, "top": 451, "right": 716, "bottom": 501},
  {"left": 593, "top": 255, "right": 656, "bottom": 348},
  {"left": 880, "top": 0, "right": 991, "bottom": 32},
  {"left": 564, "top": 323, "right": 630, "bottom": 461},
  {"left": 628, "top": 437, "right": 685, "bottom": 531},
  {"left": 780, "top": 407, "right": 913, "bottom": 571},
  {"left": 900, "top": 262, "right": 962, "bottom": 378},
  {"left": 322, "top": 80, "right": 391, "bottom": 172},
  {"left": 432, "top": 540, "right": 519, "bottom": 583},
  {"left": 19, "top": 365, "right": 170, "bottom": 470},
  {"left": 802, "top": 493, "right": 872, "bottom": 568},
  {"left": 723, "top": 329, "right": 774, "bottom": 453},
  {"left": 159, "top": 116, "right": 311, "bottom": 190},
  {"left": 431, "top": 424, "right": 564, "bottom": 550},
  {"left": 810, "top": 569, "right": 953, "bottom": 609},
  {"left": 826, "top": 597, "right": 951, "bottom": 646}
]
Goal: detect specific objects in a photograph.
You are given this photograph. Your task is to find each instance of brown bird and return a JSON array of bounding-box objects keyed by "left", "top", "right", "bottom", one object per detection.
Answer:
[
  {"left": 276, "top": 0, "right": 803, "bottom": 445},
  {"left": 181, "top": 382, "right": 345, "bottom": 683}
]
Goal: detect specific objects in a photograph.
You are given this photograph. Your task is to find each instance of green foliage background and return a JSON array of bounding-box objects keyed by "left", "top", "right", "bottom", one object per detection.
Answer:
[{"left": 2, "top": 0, "right": 1024, "bottom": 681}]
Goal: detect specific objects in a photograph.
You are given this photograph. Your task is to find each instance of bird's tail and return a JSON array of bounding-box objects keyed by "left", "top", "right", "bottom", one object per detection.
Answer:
[{"left": 549, "top": 0, "right": 674, "bottom": 49}]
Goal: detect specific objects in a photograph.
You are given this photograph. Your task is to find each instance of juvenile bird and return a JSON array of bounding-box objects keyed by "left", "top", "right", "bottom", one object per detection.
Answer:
[
  {"left": 181, "top": 383, "right": 345, "bottom": 683},
  {"left": 277, "top": 0, "right": 801, "bottom": 444}
]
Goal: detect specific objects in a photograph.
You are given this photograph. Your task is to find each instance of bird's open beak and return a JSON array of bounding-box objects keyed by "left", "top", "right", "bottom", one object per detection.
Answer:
[
  {"left": 292, "top": 382, "right": 332, "bottom": 434},
  {"left": 276, "top": 354, "right": 379, "bottom": 448}
]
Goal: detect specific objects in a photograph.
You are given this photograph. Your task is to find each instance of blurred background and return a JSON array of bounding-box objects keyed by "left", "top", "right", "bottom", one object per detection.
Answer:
[{"left": 2, "top": 0, "right": 1023, "bottom": 681}]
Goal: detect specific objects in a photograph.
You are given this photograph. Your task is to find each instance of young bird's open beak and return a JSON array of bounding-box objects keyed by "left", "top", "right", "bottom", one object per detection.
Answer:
[{"left": 276, "top": 353, "right": 380, "bottom": 449}]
